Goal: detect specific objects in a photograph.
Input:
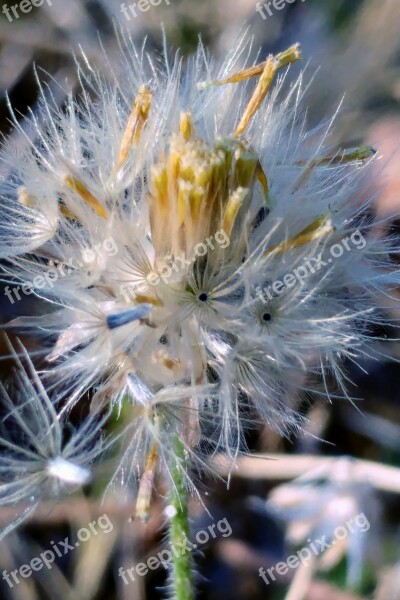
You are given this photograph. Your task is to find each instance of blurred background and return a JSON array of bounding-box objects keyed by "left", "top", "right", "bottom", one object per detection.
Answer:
[{"left": 1, "top": 0, "right": 400, "bottom": 599}]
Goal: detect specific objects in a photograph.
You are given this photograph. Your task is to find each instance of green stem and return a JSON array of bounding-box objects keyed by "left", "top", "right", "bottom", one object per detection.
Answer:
[{"left": 169, "top": 434, "right": 194, "bottom": 600}]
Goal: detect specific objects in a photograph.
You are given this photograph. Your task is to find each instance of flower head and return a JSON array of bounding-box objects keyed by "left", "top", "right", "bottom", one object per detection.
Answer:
[{"left": 0, "top": 32, "right": 398, "bottom": 522}]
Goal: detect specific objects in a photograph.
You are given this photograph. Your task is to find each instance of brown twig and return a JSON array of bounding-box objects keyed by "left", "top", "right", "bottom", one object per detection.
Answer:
[{"left": 212, "top": 454, "right": 400, "bottom": 494}]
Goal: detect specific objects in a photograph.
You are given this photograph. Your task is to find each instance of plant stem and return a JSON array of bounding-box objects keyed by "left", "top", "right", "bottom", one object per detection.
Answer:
[{"left": 169, "top": 434, "right": 194, "bottom": 600}]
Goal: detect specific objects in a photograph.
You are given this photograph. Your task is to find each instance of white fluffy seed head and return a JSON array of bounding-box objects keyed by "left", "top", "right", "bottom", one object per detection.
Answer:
[{"left": 0, "top": 32, "right": 398, "bottom": 508}]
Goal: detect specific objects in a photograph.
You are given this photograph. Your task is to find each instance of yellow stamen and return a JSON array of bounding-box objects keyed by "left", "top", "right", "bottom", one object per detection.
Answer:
[
  {"left": 150, "top": 135, "right": 235, "bottom": 257},
  {"left": 116, "top": 85, "right": 153, "bottom": 171},
  {"left": 235, "top": 50, "right": 298, "bottom": 137},
  {"left": 135, "top": 442, "right": 158, "bottom": 522},
  {"left": 64, "top": 176, "right": 108, "bottom": 219},
  {"left": 198, "top": 44, "right": 301, "bottom": 89},
  {"left": 135, "top": 293, "right": 162, "bottom": 306},
  {"left": 222, "top": 187, "right": 249, "bottom": 237},
  {"left": 197, "top": 44, "right": 301, "bottom": 137},
  {"left": 266, "top": 215, "right": 333, "bottom": 255},
  {"left": 20, "top": 185, "right": 77, "bottom": 222},
  {"left": 293, "top": 145, "right": 376, "bottom": 191},
  {"left": 180, "top": 112, "right": 193, "bottom": 141},
  {"left": 297, "top": 145, "right": 376, "bottom": 168},
  {"left": 59, "top": 203, "right": 77, "bottom": 221}
]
